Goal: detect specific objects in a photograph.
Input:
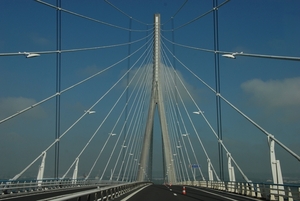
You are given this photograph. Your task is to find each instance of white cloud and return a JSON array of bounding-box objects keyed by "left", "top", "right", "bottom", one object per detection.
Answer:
[
  {"left": 0, "top": 97, "right": 46, "bottom": 120},
  {"left": 125, "top": 63, "right": 202, "bottom": 104},
  {"left": 78, "top": 65, "right": 103, "bottom": 77},
  {"left": 161, "top": 63, "right": 202, "bottom": 103},
  {"left": 241, "top": 77, "right": 300, "bottom": 108},
  {"left": 30, "top": 32, "right": 50, "bottom": 46}
]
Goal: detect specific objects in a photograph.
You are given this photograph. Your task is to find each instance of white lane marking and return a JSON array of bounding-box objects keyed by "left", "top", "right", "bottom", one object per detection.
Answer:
[
  {"left": 190, "top": 186, "right": 262, "bottom": 201},
  {"left": 121, "top": 184, "right": 151, "bottom": 201},
  {"left": 189, "top": 187, "right": 239, "bottom": 201}
]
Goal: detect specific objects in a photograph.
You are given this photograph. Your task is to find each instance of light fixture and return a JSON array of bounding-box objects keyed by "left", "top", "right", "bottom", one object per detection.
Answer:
[
  {"left": 23, "top": 52, "right": 40, "bottom": 58},
  {"left": 222, "top": 54, "right": 236, "bottom": 59},
  {"left": 222, "top": 52, "right": 243, "bottom": 59},
  {"left": 84, "top": 110, "right": 96, "bottom": 114}
]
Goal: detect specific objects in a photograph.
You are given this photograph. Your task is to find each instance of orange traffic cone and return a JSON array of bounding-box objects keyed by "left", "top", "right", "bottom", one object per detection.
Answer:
[{"left": 182, "top": 186, "right": 186, "bottom": 195}]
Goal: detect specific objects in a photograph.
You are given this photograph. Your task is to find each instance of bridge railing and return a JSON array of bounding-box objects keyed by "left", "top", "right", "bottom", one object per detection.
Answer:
[
  {"left": 178, "top": 180, "right": 300, "bottom": 201},
  {"left": 43, "top": 182, "right": 151, "bottom": 201},
  {"left": 0, "top": 179, "right": 125, "bottom": 195}
]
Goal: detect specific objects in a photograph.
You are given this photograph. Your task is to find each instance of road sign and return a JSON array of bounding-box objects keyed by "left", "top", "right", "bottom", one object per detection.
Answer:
[{"left": 190, "top": 164, "right": 200, "bottom": 168}]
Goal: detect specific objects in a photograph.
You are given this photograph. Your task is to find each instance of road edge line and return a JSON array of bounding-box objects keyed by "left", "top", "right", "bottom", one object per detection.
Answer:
[{"left": 121, "top": 184, "right": 152, "bottom": 201}]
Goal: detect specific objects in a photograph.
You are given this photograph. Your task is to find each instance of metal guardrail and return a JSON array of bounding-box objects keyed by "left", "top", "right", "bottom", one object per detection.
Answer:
[
  {"left": 0, "top": 179, "right": 124, "bottom": 195},
  {"left": 178, "top": 180, "right": 300, "bottom": 201},
  {"left": 43, "top": 182, "right": 151, "bottom": 201}
]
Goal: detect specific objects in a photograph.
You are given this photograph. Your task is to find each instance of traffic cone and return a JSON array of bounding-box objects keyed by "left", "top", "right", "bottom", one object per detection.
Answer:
[{"left": 182, "top": 186, "right": 186, "bottom": 195}]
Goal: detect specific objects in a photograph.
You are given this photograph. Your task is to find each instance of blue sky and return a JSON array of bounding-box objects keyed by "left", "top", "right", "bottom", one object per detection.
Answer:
[{"left": 0, "top": 0, "right": 300, "bottom": 182}]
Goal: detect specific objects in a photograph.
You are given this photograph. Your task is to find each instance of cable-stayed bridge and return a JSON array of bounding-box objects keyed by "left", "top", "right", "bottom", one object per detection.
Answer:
[{"left": 0, "top": 0, "right": 300, "bottom": 200}]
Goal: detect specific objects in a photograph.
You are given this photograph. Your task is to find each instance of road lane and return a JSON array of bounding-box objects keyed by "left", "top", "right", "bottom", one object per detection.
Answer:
[
  {"left": 114, "top": 185, "right": 262, "bottom": 201},
  {"left": 188, "top": 186, "right": 262, "bottom": 201},
  {"left": 115, "top": 185, "right": 191, "bottom": 201}
]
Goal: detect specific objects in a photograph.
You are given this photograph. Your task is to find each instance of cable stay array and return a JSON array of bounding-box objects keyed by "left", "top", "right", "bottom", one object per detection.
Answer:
[
  {"left": 81, "top": 60, "right": 152, "bottom": 181},
  {"left": 9, "top": 30, "right": 153, "bottom": 181},
  {"left": 160, "top": 63, "right": 202, "bottom": 180},
  {"left": 62, "top": 39, "right": 153, "bottom": 181},
  {"left": 97, "top": 43, "right": 153, "bottom": 182},
  {"left": 164, "top": 73, "right": 206, "bottom": 181},
  {"left": 160, "top": 46, "right": 220, "bottom": 182},
  {"left": 161, "top": 37, "right": 300, "bottom": 163},
  {"left": 161, "top": 39, "right": 251, "bottom": 182},
  {"left": 160, "top": 24, "right": 300, "bottom": 184}
]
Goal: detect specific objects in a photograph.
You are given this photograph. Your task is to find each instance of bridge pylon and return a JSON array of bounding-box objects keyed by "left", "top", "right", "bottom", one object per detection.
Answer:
[{"left": 137, "top": 14, "right": 176, "bottom": 184}]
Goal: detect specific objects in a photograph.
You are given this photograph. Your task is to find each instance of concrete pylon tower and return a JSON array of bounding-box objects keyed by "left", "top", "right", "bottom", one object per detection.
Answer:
[{"left": 137, "top": 14, "right": 176, "bottom": 184}]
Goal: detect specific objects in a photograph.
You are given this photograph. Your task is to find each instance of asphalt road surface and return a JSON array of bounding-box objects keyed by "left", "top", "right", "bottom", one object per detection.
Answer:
[{"left": 114, "top": 184, "right": 263, "bottom": 201}]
